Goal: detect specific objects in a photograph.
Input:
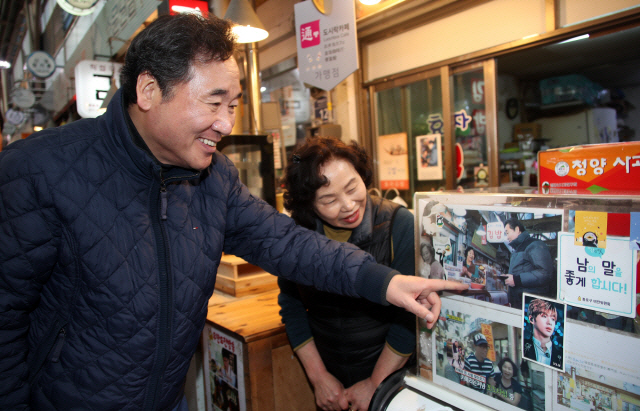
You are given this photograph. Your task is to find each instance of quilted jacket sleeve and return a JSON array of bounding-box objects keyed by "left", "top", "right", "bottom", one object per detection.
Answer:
[
  {"left": 385, "top": 207, "right": 416, "bottom": 356},
  {"left": 276, "top": 276, "right": 313, "bottom": 350},
  {"left": 220, "top": 158, "right": 395, "bottom": 304},
  {"left": 0, "top": 144, "right": 60, "bottom": 410}
]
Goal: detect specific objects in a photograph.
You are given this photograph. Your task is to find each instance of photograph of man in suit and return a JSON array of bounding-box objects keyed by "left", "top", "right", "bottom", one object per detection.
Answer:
[{"left": 503, "top": 219, "right": 555, "bottom": 309}]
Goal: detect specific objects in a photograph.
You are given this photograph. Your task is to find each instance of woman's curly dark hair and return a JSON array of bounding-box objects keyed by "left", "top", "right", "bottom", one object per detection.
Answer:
[{"left": 283, "top": 137, "right": 372, "bottom": 229}]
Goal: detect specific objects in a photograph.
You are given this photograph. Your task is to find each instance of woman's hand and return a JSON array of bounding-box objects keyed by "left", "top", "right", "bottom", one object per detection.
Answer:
[
  {"left": 295, "top": 341, "right": 349, "bottom": 410},
  {"left": 310, "top": 371, "right": 349, "bottom": 411},
  {"left": 344, "top": 378, "right": 376, "bottom": 411}
]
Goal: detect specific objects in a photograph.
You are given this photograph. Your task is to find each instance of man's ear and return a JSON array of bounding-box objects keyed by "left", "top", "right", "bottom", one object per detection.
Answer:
[{"left": 135, "top": 72, "right": 159, "bottom": 111}]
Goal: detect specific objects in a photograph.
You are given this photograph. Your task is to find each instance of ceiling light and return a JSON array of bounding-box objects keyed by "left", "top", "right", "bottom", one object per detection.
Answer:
[
  {"left": 224, "top": 0, "right": 269, "bottom": 43},
  {"left": 0, "top": 60, "right": 11, "bottom": 69},
  {"left": 360, "top": 0, "right": 382, "bottom": 4}
]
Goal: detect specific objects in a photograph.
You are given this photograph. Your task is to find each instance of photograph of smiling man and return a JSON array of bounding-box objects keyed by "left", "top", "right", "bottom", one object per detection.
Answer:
[{"left": 522, "top": 294, "right": 566, "bottom": 371}]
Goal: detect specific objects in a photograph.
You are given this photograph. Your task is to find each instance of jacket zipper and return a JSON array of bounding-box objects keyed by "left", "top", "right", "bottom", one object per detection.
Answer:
[
  {"left": 143, "top": 175, "right": 173, "bottom": 410},
  {"left": 160, "top": 183, "right": 168, "bottom": 220},
  {"left": 50, "top": 328, "right": 66, "bottom": 363}
]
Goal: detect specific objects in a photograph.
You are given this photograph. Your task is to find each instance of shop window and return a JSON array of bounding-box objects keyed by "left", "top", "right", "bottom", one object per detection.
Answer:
[
  {"left": 452, "top": 68, "right": 489, "bottom": 189},
  {"left": 374, "top": 74, "right": 445, "bottom": 208}
]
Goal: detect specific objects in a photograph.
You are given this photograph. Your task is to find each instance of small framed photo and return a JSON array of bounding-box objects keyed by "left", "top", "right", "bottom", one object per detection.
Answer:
[{"left": 522, "top": 294, "right": 566, "bottom": 371}]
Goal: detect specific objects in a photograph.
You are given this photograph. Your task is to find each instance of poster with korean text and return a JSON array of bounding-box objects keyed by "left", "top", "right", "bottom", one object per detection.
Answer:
[
  {"left": 202, "top": 324, "right": 245, "bottom": 411},
  {"left": 377, "top": 133, "right": 409, "bottom": 190},
  {"left": 558, "top": 232, "right": 636, "bottom": 318}
]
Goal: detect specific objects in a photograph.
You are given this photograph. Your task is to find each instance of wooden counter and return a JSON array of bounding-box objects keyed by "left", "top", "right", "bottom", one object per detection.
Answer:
[{"left": 206, "top": 290, "right": 315, "bottom": 411}]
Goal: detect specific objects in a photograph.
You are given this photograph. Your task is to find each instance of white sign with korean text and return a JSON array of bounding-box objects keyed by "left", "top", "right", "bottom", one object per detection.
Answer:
[
  {"left": 485, "top": 221, "right": 505, "bottom": 243},
  {"left": 294, "top": 0, "right": 358, "bottom": 91},
  {"left": 558, "top": 233, "right": 636, "bottom": 317},
  {"left": 75, "top": 60, "right": 122, "bottom": 118}
]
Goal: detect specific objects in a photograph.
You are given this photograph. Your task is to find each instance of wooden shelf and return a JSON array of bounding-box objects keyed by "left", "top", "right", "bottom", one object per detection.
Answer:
[{"left": 214, "top": 254, "right": 279, "bottom": 297}]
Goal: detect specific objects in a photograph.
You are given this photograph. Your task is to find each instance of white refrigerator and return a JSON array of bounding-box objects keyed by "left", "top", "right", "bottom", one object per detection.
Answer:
[{"left": 536, "top": 107, "right": 618, "bottom": 148}]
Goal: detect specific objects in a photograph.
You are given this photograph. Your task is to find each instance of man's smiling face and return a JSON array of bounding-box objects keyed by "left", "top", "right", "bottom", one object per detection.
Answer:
[{"left": 139, "top": 57, "right": 241, "bottom": 170}]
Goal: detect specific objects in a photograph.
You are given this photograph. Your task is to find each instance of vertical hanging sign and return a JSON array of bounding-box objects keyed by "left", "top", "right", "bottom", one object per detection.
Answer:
[{"left": 294, "top": 0, "right": 358, "bottom": 91}]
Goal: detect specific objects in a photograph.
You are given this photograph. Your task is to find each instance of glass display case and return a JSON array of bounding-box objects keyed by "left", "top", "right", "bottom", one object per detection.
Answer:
[
  {"left": 369, "top": 190, "right": 640, "bottom": 411},
  {"left": 217, "top": 134, "right": 276, "bottom": 207}
]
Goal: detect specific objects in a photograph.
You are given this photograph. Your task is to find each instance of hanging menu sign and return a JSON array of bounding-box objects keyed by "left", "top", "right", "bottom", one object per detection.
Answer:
[{"left": 294, "top": 0, "right": 358, "bottom": 91}]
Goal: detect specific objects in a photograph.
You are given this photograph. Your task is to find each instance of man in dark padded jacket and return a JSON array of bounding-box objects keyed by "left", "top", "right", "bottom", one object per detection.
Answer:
[{"left": 0, "top": 13, "right": 466, "bottom": 411}]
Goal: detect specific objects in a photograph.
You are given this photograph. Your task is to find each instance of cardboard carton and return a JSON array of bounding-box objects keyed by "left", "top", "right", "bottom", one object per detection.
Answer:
[{"left": 538, "top": 142, "right": 640, "bottom": 195}]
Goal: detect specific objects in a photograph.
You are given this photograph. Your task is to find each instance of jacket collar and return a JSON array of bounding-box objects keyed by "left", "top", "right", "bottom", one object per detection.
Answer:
[
  {"left": 102, "top": 89, "right": 202, "bottom": 182},
  {"left": 509, "top": 231, "right": 531, "bottom": 250}
]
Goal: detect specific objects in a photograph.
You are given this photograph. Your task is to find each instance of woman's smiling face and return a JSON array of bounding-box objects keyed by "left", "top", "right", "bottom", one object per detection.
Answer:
[
  {"left": 502, "top": 361, "right": 514, "bottom": 380},
  {"left": 467, "top": 249, "right": 475, "bottom": 263},
  {"left": 313, "top": 158, "right": 367, "bottom": 229}
]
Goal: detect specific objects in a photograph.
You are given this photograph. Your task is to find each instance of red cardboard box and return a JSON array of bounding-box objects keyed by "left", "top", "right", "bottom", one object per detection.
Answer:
[{"left": 538, "top": 142, "right": 640, "bottom": 195}]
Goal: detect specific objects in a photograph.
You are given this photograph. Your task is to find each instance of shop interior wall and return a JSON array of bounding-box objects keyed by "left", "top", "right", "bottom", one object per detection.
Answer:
[
  {"left": 364, "top": 0, "right": 546, "bottom": 83},
  {"left": 496, "top": 74, "right": 520, "bottom": 155},
  {"left": 495, "top": 68, "right": 640, "bottom": 152},
  {"left": 624, "top": 86, "right": 640, "bottom": 140},
  {"left": 559, "top": 0, "right": 640, "bottom": 27},
  {"left": 363, "top": 0, "right": 640, "bottom": 84}
]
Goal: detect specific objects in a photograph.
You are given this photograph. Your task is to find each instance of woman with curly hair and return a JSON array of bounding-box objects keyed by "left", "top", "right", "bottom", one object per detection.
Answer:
[
  {"left": 278, "top": 137, "right": 415, "bottom": 411},
  {"left": 461, "top": 247, "right": 478, "bottom": 279},
  {"left": 488, "top": 357, "right": 523, "bottom": 407}
]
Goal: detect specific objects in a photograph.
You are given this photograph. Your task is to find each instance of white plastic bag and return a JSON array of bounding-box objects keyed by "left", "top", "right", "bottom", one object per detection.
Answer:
[{"left": 384, "top": 187, "right": 408, "bottom": 208}]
